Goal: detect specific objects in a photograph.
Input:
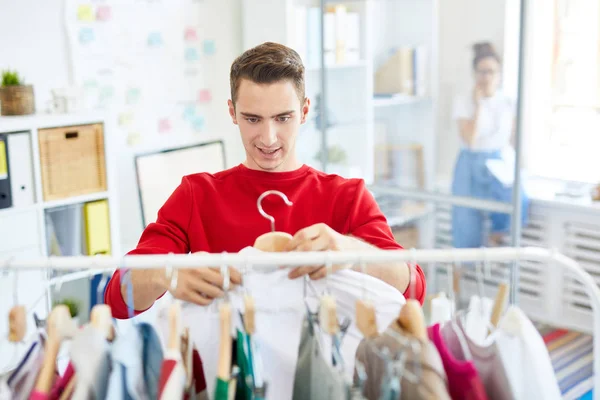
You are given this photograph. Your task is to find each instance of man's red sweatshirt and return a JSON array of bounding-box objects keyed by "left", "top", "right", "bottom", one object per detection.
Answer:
[{"left": 105, "top": 164, "right": 426, "bottom": 318}]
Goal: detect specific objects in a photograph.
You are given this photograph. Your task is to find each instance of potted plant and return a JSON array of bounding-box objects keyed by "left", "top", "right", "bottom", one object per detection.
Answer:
[{"left": 0, "top": 70, "right": 35, "bottom": 116}]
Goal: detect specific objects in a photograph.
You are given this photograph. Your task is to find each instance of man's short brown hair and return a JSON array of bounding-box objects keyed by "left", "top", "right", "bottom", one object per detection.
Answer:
[{"left": 230, "top": 42, "right": 305, "bottom": 105}]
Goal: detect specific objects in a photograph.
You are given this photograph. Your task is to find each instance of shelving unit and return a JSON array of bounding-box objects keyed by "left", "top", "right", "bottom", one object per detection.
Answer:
[
  {"left": 0, "top": 111, "right": 120, "bottom": 337},
  {"left": 241, "top": 0, "right": 438, "bottom": 190}
]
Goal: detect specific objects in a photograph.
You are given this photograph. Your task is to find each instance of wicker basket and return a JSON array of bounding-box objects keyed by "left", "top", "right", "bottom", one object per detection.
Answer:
[
  {"left": 0, "top": 85, "right": 35, "bottom": 116},
  {"left": 38, "top": 123, "right": 107, "bottom": 201}
]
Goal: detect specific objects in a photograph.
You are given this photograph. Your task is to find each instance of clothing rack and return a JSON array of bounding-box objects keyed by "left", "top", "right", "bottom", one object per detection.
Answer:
[{"left": 2, "top": 246, "right": 600, "bottom": 399}]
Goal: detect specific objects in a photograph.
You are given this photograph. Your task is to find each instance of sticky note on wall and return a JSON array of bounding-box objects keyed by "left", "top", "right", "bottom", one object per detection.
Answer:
[
  {"left": 192, "top": 115, "right": 205, "bottom": 131},
  {"left": 185, "top": 48, "right": 200, "bottom": 62},
  {"left": 77, "top": 5, "right": 95, "bottom": 22},
  {"left": 79, "top": 27, "right": 95, "bottom": 44},
  {"left": 148, "top": 32, "right": 163, "bottom": 47},
  {"left": 184, "top": 27, "right": 198, "bottom": 42},
  {"left": 96, "top": 5, "right": 112, "bottom": 22},
  {"left": 203, "top": 39, "right": 216, "bottom": 55},
  {"left": 197, "top": 89, "right": 212, "bottom": 103},
  {"left": 158, "top": 118, "right": 172, "bottom": 134}
]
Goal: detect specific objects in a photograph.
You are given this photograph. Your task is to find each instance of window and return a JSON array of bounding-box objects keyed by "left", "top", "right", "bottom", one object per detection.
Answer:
[{"left": 524, "top": 0, "right": 600, "bottom": 183}]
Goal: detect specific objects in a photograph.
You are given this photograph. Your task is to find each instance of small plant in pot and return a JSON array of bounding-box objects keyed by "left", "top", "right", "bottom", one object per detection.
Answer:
[
  {"left": 53, "top": 298, "right": 81, "bottom": 320},
  {"left": 0, "top": 70, "right": 35, "bottom": 116}
]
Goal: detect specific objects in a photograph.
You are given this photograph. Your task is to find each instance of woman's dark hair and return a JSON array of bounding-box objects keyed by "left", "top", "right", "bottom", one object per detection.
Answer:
[{"left": 472, "top": 42, "right": 501, "bottom": 69}]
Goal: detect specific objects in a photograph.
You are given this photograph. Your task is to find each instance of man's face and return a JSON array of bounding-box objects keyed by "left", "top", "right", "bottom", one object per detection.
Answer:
[{"left": 228, "top": 79, "right": 309, "bottom": 172}]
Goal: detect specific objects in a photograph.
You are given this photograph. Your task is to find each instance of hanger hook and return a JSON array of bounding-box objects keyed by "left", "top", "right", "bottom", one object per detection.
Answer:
[
  {"left": 360, "top": 254, "right": 367, "bottom": 301},
  {"left": 449, "top": 255, "right": 457, "bottom": 318},
  {"left": 257, "top": 190, "right": 293, "bottom": 232},
  {"left": 243, "top": 252, "right": 251, "bottom": 295},
  {"left": 409, "top": 248, "right": 417, "bottom": 300},
  {"left": 483, "top": 247, "right": 492, "bottom": 281},
  {"left": 325, "top": 251, "right": 333, "bottom": 294},
  {"left": 220, "top": 252, "right": 230, "bottom": 297},
  {"left": 5, "top": 256, "right": 17, "bottom": 305},
  {"left": 166, "top": 252, "right": 178, "bottom": 294}
]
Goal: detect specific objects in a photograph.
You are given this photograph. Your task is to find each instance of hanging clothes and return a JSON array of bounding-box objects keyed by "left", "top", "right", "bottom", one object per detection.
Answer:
[
  {"left": 494, "top": 306, "right": 561, "bottom": 400},
  {"left": 354, "top": 320, "right": 450, "bottom": 400},
  {"left": 235, "top": 328, "right": 265, "bottom": 400},
  {"left": 440, "top": 317, "right": 513, "bottom": 400},
  {"left": 6, "top": 331, "right": 46, "bottom": 400},
  {"left": 105, "top": 322, "right": 163, "bottom": 399},
  {"left": 156, "top": 268, "right": 405, "bottom": 399},
  {"left": 213, "top": 366, "right": 239, "bottom": 400},
  {"left": 427, "top": 323, "right": 488, "bottom": 400},
  {"left": 292, "top": 314, "right": 349, "bottom": 400},
  {"left": 69, "top": 324, "right": 111, "bottom": 400},
  {"left": 158, "top": 349, "right": 186, "bottom": 400}
]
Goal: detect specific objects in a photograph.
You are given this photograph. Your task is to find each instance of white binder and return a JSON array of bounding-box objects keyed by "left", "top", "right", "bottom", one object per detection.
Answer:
[{"left": 8, "top": 132, "right": 35, "bottom": 207}]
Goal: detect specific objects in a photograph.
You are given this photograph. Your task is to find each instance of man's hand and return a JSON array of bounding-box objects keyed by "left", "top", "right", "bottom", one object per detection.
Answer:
[
  {"left": 162, "top": 252, "right": 241, "bottom": 306},
  {"left": 285, "top": 223, "right": 354, "bottom": 280}
]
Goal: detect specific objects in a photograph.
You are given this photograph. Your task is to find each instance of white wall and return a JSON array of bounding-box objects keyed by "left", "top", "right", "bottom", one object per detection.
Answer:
[
  {"left": 0, "top": 0, "right": 245, "bottom": 252},
  {"left": 435, "top": 0, "right": 509, "bottom": 186}
]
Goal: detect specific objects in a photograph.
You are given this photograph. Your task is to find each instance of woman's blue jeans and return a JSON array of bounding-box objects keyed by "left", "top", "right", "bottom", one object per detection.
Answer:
[{"left": 451, "top": 149, "right": 529, "bottom": 248}]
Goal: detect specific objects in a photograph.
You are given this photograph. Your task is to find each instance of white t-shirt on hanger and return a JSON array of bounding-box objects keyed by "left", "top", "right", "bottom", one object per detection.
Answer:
[
  {"left": 453, "top": 90, "right": 516, "bottom": 152},
  {"left": 154, "top": 248, "right": 406, "bottom": 400}
]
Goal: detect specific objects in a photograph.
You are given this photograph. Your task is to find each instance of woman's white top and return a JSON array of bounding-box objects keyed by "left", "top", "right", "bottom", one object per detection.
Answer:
[{"left": 453, "top": 90, "right": 516, "bottom": 151}]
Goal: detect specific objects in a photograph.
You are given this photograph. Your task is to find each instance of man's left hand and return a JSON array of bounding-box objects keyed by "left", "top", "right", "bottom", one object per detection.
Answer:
[{"left": 285, "top": 223, "right": 353, "bottom": 280}]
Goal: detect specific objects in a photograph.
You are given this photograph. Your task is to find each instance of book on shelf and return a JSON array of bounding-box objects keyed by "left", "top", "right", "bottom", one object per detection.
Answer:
[{"left": 375, "top": 46, "right": 428, "bottom": 97}]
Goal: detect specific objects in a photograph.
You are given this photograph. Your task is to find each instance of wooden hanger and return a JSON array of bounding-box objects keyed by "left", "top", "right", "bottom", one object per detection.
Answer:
[
  {"left": 356, "top": 299, "right": 378, "bottom": 338},
  {"left": 90, "top": 304, "right": 114, "bottom": 341},
  {"left": 253, "top": 190, "right": 293, "bottom": 252},
  {"left": 34, "top": 305, "right": 77, "bottom": 395},
  {"left": 90, "top": 273, "right": 114, "bottom": 341},
  {"left": 168, "top": 301, "right": 182, "bottom": 351},
  {"left": 244, "top": 294, "right": 256, "bottom": 334},
  {"left": 8, "top": 305, "right": 26, "bottom": 342},
  {"left": 319, "top": 295, "right": 339, "bottom": 335},
  {"left": 217, "top": 302, "right": 232, "bottom": 381},
  {"left": 397, "top": 299, "right": 427, "bottom": 341},
  {"left": 355, "top": 260, "right": 378, "bottom": 338},
  {"left": 490, "top": 282, "right": 510, "bottom": 328}
]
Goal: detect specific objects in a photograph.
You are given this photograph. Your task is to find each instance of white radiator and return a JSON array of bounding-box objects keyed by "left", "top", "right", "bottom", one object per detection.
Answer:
[{"left": 430, "top": 201, "right": 600, "bottom": 333}]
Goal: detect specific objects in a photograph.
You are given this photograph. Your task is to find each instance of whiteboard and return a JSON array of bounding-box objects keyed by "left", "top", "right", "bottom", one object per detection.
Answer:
[{"left": 135, "top": 140, "right": 225, "bottom": 227}]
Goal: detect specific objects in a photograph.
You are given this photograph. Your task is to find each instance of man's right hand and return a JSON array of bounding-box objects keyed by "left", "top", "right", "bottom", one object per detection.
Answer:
[{"left": 163, "top": 252, "right": 242, "bottom": 306}]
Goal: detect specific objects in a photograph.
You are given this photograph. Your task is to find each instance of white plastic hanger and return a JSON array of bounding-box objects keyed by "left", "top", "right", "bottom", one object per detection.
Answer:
[{"left": 253, "top": 190, "right": 293, "bottom": 252}]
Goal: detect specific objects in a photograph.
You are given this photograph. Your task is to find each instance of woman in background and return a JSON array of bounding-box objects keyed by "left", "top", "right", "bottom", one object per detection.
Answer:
[{"left": 451, "top": 42, "right": 529, "bottom": 248}]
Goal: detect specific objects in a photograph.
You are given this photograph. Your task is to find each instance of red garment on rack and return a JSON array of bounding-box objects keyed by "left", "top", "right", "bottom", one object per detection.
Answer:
[{"left": 105, "top": 164, "right": 426, "bottom": 318}]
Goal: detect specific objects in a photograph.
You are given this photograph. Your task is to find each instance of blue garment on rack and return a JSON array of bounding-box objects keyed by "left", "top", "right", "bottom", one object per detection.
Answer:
[
  {"left": 451, "top": 149, "right": 529, "bottom": 248},
  {"left": 105, "top": 322, "right": 163, "bottom": 399}
]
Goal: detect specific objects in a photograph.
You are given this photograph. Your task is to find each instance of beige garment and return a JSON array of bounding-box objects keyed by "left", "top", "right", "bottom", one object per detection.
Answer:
[{"left": 354, "top": 321, "right": 450, "bottom": 400}]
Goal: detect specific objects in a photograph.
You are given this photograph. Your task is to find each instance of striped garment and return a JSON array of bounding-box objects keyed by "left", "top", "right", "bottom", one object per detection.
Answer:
[{"left": 538, "top": 326, "right": 594, "bottom": 400}]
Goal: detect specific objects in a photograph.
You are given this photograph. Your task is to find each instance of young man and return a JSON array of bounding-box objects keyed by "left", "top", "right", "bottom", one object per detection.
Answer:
[{"left": 105, "top": 42, "right": 425, "bottom": 318}]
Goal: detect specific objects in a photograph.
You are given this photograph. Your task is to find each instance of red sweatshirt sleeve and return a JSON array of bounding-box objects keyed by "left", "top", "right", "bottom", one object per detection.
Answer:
[
  {"left": 345, "top": 180, "right": 426, "bottom": 304},
  {"left": 105, "top": 177, "right": 194, "bottom": 318}
]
